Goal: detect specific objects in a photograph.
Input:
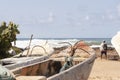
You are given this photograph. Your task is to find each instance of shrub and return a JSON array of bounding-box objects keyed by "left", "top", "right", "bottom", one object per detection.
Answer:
[{"left": 0, "top": 21, "right": 20, "bottom": 59}]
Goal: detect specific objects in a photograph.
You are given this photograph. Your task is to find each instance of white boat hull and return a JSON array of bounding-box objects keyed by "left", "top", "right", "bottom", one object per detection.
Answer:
[{"left": 111, "top": 32, "right": 120, "bottom": 57}]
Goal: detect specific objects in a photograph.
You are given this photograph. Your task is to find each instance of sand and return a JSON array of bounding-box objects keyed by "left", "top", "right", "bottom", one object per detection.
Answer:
[
  {"left": 18, "top": 45, "right": 120, "bottom": 80},
  {"left": 88, "top": 49, "right": 120, "bottom": 80}
]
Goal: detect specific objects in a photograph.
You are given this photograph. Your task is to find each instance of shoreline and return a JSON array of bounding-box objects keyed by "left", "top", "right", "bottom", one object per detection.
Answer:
[
  {"left": 88, "top": 48, "right": 120, "bottom": 80},
  {"left": 88, "top": 58, "right": 120, "bottom": 80}
]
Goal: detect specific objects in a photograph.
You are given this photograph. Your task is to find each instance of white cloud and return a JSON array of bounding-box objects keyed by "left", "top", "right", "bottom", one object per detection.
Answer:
[
  {"left": 48, "top": 12, "right": 54, "bottom": 23},
  {"left": 102, "top": 15, "right": 105, "bottom": 20},
  {"left": 108, "top": 15, "right": 114, "bottom": 20},
  {"left": 76, "top": 22, "right": 81, "bottom": 26},
  {"left": 31, "top": 12, "right": 55, "bottom": 24},
  {"left": 39, "top": 19, "right": 46, "bottom": 24},
  {"left": 117, "top": 4, "right": 120, "bottom": 16},
  {"left": 85, "top": 16, "right": 90, "bottom": 21}
]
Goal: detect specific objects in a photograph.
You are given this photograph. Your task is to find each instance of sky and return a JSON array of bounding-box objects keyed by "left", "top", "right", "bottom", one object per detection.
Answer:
[{"left": 0, "top": 0, "right": 120, "bottom": 38}]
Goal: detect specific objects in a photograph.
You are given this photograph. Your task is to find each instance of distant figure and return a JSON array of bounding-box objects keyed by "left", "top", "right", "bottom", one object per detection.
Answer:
[{"left": 100, "top": 40, "right": 108, "bottom": 59}]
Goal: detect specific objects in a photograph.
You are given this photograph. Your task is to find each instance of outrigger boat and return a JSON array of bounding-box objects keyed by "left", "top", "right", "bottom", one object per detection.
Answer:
[
  {"left": 0, "top": 40, "right": 69, "bottom": 70},
  {"left": 0, "top": 45, "right": 53, "bottom": 70},
  {"left": 8, "top": 40, "right": 96, "bottom": 80},
  {"left": 0, "top": 35, "right": 67, "bottom": 70},
  {"left": 0, "top": 35, "right": 56, "bottom": 70}
]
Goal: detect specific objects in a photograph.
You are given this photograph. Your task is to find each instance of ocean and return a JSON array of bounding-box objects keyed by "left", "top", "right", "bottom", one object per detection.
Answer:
[{"left": 14, "top": 38, "right": 112, "bottom": 49}]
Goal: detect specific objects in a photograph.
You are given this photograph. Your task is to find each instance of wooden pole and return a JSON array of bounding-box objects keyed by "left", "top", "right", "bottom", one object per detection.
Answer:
[{"left": 26, "top": 34, "right": 33, "bottom": 56}]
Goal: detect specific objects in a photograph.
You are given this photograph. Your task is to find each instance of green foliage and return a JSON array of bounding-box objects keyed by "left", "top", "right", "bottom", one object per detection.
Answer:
[
  {"left": 0, "top": 21, "right": 20, "bottom": 59},
  {"left": 12, "top": 46, "right": 23, "bottom": 54}
]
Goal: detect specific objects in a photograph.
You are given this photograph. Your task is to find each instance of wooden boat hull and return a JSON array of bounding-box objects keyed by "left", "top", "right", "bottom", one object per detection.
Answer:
[
  {"left": 12, "top": 53, "right": 96, "bottom": 80},
  {"left": 1, "top": 55, "right": 49, "bottom": 70},
  {"left": 11, "top": 41, "right": 96, "bottom": 80},
  {"left": 1, "top": 45, "right": 55, "bottom": 70},
  {"left": 48, "top": 53, "right": 96, "bottom": 80}
]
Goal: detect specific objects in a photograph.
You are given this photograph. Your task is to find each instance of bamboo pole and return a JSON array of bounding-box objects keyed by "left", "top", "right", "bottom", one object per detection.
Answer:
[{"left": 26, "top": 34, "right": 33, "bottom": 56}]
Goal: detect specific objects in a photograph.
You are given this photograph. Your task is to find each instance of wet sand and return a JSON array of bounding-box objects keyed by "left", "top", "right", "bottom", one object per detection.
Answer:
[{"left": 88, "top": 48, "right": 120, "bottom": 80}]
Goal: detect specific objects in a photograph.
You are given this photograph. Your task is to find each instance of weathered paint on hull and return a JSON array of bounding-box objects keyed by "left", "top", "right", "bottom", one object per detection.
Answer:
[
  {"left": 11, "top": 41, "right": 96, "bottom": 80},
  {"left": 0, "top": 40, "right": 95, "bottom": 80},
  {"left": 5, "top": 56, "right": 49, "bottom": 70},
  {"left": 47, "top": 53, "right": 96, "bottom": 80},
  {"left": 12, "top": 52, "right": 96, "bottom": 80}
]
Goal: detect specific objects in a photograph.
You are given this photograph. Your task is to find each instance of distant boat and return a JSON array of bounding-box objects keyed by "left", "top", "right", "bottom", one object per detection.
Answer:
[
  {"left": 111, "top": 32, "right": 120, "bottom": 57},
  {"left": 0, "top": 45, "right": 54, "bottom": 70},
  {"left": 11, "top": 41, "right": 96, "bottom": 80}
]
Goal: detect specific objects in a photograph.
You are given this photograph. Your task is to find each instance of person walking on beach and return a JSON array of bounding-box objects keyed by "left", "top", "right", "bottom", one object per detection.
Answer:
[{"left": 100, "top": 40, "right": 108, "bottom": 59}]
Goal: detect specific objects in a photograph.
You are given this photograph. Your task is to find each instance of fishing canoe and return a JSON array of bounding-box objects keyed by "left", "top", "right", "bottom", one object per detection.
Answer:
[
  {"left": 0, "top": 43, "right": 69, "bottom": 70},
  {"left": 0, "top": 45, "right": 54, "bottom": 70},
  {"left": 11, "top": 41, "right": 96, "bottom": 80}
]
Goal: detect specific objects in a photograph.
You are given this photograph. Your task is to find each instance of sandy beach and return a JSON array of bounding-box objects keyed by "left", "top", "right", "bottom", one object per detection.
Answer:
[
  {"left": 21, "top": 45, "right": 120, "bottom": 80},
  {"left": 88, "top": 49, "right": 120, "bottom": 80}
]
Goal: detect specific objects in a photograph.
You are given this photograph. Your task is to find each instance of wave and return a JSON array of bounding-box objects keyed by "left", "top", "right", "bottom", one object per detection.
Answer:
[{"left": 13, "top": 38, "right": 112, "bottom": 49}]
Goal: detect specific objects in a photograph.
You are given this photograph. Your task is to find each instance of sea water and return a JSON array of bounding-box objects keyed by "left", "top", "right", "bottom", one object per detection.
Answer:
[{"left": 13, "top": 38, "right": 112, "bottom": 49}]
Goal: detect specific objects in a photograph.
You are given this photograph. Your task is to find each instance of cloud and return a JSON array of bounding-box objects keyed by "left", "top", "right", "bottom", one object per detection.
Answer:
[
  {"left": 85, "top": 16, "right": 90, "bottom": 21},
  {"left": 24, "top": 12, "right": 55, "bottom": 24},
  {"left": 37, "top": 12, "right": 55, "bottom": 24},
  {"left": 48, "top": 12, "right": 54, "bottom": 23},
  {"left": 108, "top": 15, "right": 114, "bottom": 20},
  {"left": 102, "top": 14, "right": 114, "bottom": 20},
  {"left": 117, "top": 4, "right": 120, "bottom": 16}
]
